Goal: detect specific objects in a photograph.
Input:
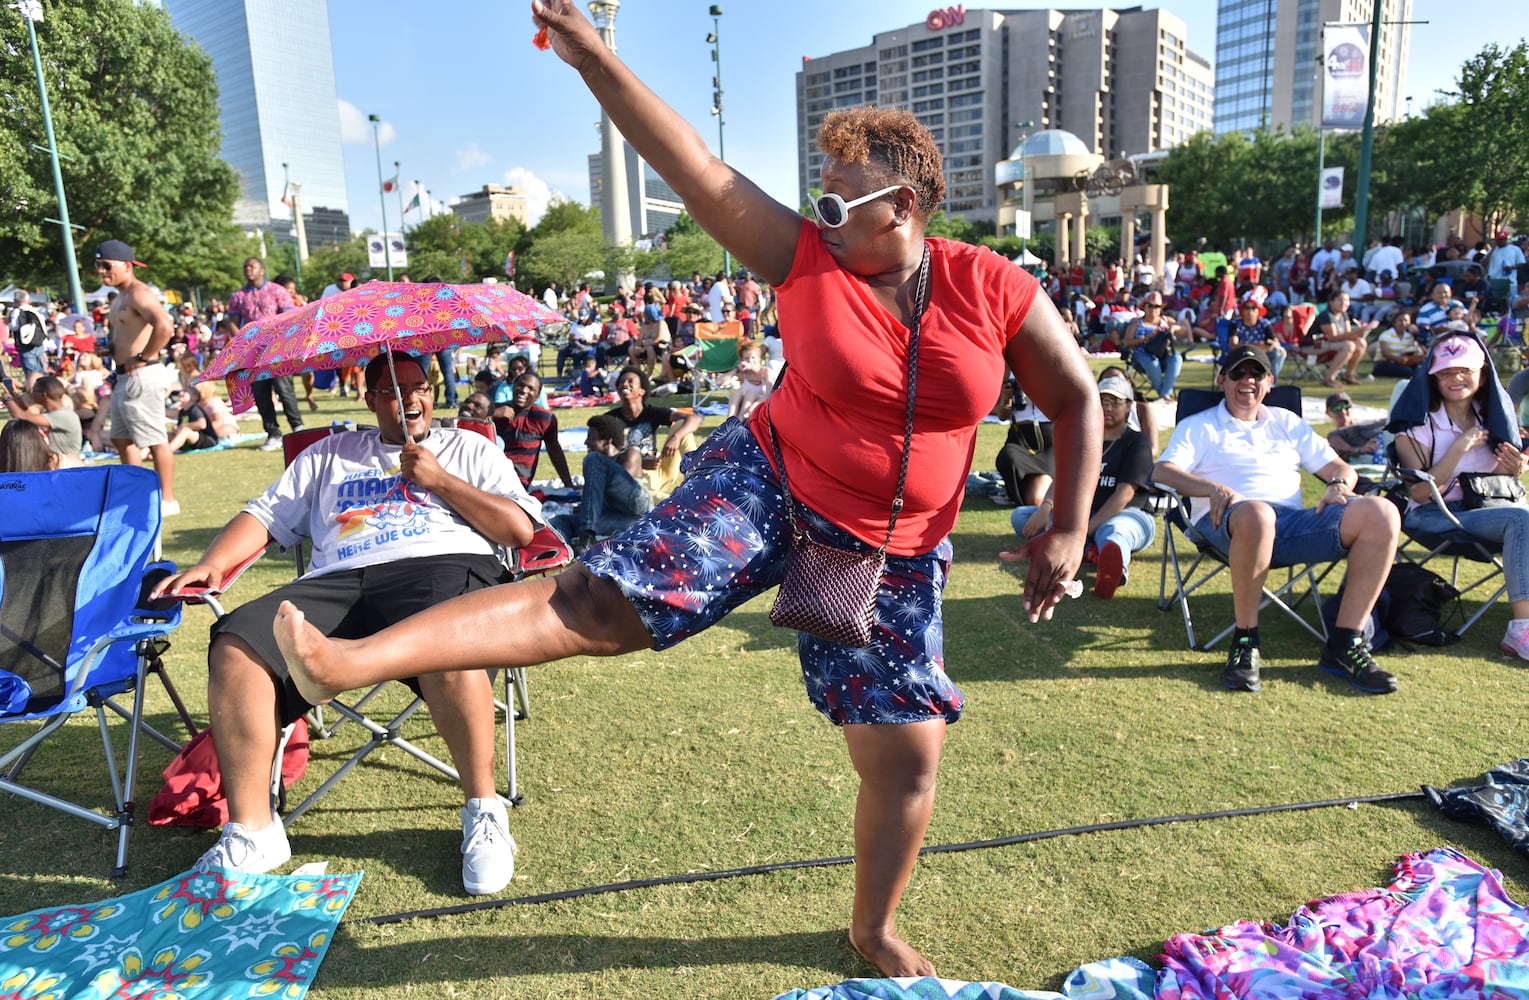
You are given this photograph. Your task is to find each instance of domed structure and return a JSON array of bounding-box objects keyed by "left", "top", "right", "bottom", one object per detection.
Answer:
[{"left": 1009, "top": 129, "right": 1091, "bottom": 161}]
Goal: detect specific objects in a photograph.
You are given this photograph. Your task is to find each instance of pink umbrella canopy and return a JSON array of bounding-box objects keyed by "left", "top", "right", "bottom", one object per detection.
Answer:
[{"left": 203, "top": 281, "right": 565, "bottom": 412}]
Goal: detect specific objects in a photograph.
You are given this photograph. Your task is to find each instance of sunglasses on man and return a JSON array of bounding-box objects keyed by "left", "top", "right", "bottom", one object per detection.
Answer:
[
  {"left": 1226, "top": 365, "right": 1266, "bottom": 381},
  {"left": 811, "top": 185, "right": 904, "bottom": 229}
]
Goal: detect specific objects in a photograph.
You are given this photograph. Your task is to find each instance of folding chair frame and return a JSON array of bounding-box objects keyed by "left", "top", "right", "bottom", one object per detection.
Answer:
[
  {"left": 173, "top": 421, "right": 571, "bottom": 826},
  {"left": 1392, "top": 468, "right": 1509, "bottom": 638},
  {"left": 1153, "top": 385, "right": 1338, "bottom": 650},
  {"left": 1156, "top": 491, "right": 1336, "bottom": 650}
]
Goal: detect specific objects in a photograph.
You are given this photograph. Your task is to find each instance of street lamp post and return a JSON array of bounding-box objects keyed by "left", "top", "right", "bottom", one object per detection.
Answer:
[
  {"left": 394, "top": 160, "right": 407, "bottom": 235},
  {"left": 17, "top": 0, "right": 85, "bottom": 312},
  {"left": 282, "top": 162, "right": 303, "bottom": 291},
  {"left": 368, "top": 113, "right": 393, "bottom": 280},
  {"left": 707, "top": 5, "right": 730, "bottom": 275},
  {"left": 590, "top": 0, "right": 634, "bottom": 291}
]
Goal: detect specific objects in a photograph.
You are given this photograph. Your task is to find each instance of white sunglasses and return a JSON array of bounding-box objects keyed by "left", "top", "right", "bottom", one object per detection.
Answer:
[{"left": 811, "top": 185, "right": 905, "bottom": 229}]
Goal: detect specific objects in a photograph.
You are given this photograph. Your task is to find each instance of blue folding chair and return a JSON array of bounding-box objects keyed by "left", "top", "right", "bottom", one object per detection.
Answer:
[{"left": 0, "top": 465, "right": 185, "bottom": 876}]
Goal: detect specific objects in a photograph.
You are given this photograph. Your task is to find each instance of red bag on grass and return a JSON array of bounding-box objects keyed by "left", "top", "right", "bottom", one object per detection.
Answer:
[{"left": 148, "top": 718, "right": 310, "bottom": 828}]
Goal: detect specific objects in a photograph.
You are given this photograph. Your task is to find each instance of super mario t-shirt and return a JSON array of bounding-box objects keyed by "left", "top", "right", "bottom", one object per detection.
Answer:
[{"left": 244, "top": 427, "right": 542, "bottom": 580}]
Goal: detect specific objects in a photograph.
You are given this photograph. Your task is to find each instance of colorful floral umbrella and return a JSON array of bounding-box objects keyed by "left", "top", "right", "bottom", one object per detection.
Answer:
[{"left": 202, "top": 281, "right": 565, "bottom": 413}]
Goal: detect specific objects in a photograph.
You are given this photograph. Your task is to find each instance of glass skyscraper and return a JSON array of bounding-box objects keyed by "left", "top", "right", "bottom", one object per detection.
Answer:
[
  {"left": 163, "top": 0, "right": 350, "bottom": 244},
  {"left": 1214, "top": 0, "right": 1411, "bottom": 135}
]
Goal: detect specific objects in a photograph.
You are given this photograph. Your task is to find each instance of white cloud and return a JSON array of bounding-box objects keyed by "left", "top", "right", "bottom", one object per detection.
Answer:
[
  {"left": 456, "top": 142, "right": 492, "bottom": 170},
  {"left": 337, "top": 98, "right": 395, "bottom": 145},
  {"left": 502, "top": 167, "right": 565, "bottom": 227}
]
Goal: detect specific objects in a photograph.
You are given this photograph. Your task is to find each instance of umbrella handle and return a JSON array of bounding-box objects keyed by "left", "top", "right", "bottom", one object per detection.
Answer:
[{"left": 384, "top": 349, "right": 407, "bottom": 437}]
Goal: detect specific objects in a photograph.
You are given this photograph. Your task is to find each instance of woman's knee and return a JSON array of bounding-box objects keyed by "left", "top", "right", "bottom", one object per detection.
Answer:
[{"left": 549, "top": 565, "right": 652, "bottom": 654}]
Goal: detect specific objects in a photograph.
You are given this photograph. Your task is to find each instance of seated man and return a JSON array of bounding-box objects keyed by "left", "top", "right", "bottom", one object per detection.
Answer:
[
  {"left": 1152, "top": 345, "right": 1400, "bottom": 695},
  {"left": 608, "top": 366, "right": 703, "bottom": 480},
  {"left": 1002, "top": 375, "right": 1156, "bottom": 599},
  {"left": 153, "top": 352, "right": 541, "bottom": 894},
  {"left": 552, "top": 414, "right": 654, "bottom": 553},
  {"left": 166, "top": 387, "right": 217, "bottom": 454}
]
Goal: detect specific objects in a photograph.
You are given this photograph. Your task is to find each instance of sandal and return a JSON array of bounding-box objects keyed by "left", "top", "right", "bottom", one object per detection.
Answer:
[
  {"left": 1341, "top": 373, "right": 1361, "bottom": 385},
  {"left": 1321, "top": 377, "right": 1342, "bottom": 389}
]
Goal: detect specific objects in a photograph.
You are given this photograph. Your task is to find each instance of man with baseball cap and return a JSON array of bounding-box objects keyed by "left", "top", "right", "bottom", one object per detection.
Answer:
[
  {"left": 1153, "top": 344, "right": 1400, "bottom": 695},
  {"left": 1488, "top": 231, "right": 1525, "bottom": 308},
  {"left": 1323, "top": 391, "right": 1385, "bottom": 465},
  {"left": 95, "top": 239, "right": 180, "bottom": 516},
  {"left": 1003, "top": 373, "right": 1157, "bottom": 599},
  {"left": 320, "top": 271, "right": 356, "bottom": 301}
]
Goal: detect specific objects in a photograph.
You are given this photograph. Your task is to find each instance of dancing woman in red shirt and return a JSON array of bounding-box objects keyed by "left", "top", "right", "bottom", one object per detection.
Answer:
[{"left": 272, "top": 0, "right": 1098, "bottom": 977}]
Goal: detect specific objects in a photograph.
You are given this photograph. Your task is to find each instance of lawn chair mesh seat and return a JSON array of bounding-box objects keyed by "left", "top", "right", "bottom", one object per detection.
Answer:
[
  {"left": 0, "top": 465, "right": 185, "bottom": 876},
  {"left": 174, "top": 420, "right": 571, "bottom": 825},
  {"left": 1155, "top": 385, "right": 1340, "bottom": 650},
  {"left": 687, "top": 320, "right": 745, "bottom": 408}
]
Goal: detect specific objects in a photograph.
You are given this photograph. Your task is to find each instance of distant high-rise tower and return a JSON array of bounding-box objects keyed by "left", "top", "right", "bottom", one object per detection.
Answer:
[
  {"left": 1213, "top": 0, "right": 1411, "bottom": 134},
  {"left": 163, "top": 0, "right": 351, "bottom": 245}
]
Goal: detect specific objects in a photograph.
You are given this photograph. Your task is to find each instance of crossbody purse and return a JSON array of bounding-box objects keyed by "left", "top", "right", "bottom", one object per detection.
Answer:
[{"left": 765, "top": 245, "right": 929, "bottom": 648}]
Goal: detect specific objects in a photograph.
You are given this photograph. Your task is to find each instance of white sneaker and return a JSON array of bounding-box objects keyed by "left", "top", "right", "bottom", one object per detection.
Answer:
[
  {"left": 461, "top": 797, "right": 514, "bottom": 895},
  {"left": 160, "top": 499, "right": 181, "bottom": 518},
  {"left": 195, "top": 816, "right": 291, "bottom": 874},
  {"left": 258, "top": 435, "right": 283, "bottom": 452},
  {"left": 1502, "top": 621, "right": 1529, "bottom": 662}
]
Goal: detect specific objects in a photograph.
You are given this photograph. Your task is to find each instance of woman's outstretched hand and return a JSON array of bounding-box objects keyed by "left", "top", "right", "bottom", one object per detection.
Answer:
[{"left": 531, "top": 0, "right": 602, "bottom": 71}]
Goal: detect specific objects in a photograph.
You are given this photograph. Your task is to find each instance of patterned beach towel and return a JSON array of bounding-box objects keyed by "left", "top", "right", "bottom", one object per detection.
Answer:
[
  {"left": 771, "top": 956, "right": 1156, "bottom": 1000},
  {"left": 0, "top": 867, "right": 361, "bottom": 999},
  {"left": 1157, "top": 847, "right": 1529, "bottom": 999}
]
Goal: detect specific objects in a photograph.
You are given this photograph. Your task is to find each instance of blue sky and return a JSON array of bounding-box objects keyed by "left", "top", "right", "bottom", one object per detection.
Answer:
[{"left": 327, "top": 0, "right": 1519, "bottom": 235}]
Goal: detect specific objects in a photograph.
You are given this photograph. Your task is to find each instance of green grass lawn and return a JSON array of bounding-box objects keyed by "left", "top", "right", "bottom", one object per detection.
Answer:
[{"left": 2, "top": 361, "right": 1526, "bottom": 999}]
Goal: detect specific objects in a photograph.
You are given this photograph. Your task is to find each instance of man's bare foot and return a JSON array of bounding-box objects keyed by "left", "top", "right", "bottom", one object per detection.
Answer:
[
  {"left": 849, "top": 927, "right": 936, "bottom": 978},
  {"left": 273, "top": 600, "right": 339, "bottom": 705}
]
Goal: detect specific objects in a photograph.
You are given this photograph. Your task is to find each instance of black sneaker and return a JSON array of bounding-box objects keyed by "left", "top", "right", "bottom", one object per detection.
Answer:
[
  {"left": 1222, "top": 635, "right": 1261, "bottom": 692},
  {"left": 1318, "top": 637, "right": 1398, "bottom": 694}
]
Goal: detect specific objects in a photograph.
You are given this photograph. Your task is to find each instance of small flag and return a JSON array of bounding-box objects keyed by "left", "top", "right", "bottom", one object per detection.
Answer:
[
  {"left": 382, "top": 174, "right": 399, "bottom": 194},
  {"left": 280, "top": 183, "right": 294, "bottom": 207},
  {"left": 403, "top": 191, "right": 421, "bottom": 215}
]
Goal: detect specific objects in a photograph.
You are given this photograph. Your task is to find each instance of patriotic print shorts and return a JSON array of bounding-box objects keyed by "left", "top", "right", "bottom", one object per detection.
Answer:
[{"left": 580, "top": 418, "right": 964, "bottom": 726}]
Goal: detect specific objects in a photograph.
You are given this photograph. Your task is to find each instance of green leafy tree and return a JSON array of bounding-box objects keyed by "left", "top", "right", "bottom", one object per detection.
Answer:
[
  {"left": 1439, "top": 42, "right": 1529, "bottom": 229},
  {"left": 1, "top": 0, "right": 238, "bottom": 292},
  {"left": 516, "top": 199, "right": 602, "bottom": 291},
  {"left": 656, "top": 214, "right": 725, "bottom": 279}
]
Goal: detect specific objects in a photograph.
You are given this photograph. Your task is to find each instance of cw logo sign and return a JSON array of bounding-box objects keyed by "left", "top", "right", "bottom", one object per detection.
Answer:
[{"left": 926, "top": 4, "right": 965, "bottom": 30}]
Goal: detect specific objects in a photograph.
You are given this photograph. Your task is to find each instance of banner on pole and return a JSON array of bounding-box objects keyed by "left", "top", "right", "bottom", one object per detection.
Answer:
[
  {"left": 367, "top": 233, "right": 407, "bottom": 269},
  {"left": 1321, "top": 24, "right": 1370, "bottom": 129},
  {"left": 1319, "top": 167, "right": 1345, "bottom": 210}
]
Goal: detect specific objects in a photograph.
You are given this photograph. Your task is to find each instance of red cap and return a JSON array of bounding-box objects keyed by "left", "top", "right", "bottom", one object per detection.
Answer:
[{"left": 340, "top": 272, "right": 355, "bottom": 283}]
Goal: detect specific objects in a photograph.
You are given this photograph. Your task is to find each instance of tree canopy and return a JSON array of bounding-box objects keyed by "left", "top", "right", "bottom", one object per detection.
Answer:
[{"left": 0, "top": 0, "right": 239, "bottom": 293}]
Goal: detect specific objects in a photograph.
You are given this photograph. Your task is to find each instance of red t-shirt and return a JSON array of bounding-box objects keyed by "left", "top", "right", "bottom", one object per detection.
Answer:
[{"left": 756, "top": 222, "right": 1038, "bottom": 555}]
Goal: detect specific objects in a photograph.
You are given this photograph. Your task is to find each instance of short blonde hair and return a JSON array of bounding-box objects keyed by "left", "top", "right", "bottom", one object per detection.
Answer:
[{"left": 816, "top": 105, "right": 945, "bottom": 220}]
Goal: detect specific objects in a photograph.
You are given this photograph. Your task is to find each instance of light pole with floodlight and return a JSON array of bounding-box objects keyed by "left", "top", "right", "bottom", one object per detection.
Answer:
[
  {"left": 707, "top": 5, "right": 730, "bottom": 275},
  {"left": 368, "top": 113, "right": 393, "bottom": 279}
]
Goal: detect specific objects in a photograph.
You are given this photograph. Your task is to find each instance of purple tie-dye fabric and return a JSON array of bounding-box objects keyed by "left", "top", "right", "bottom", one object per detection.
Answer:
[{"left": 1157, "top": 847, "right": 1529, "bottom": 999}]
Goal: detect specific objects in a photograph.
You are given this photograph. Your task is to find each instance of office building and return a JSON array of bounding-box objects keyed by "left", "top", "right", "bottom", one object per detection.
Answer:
[
  {"left": 452, "top": 185, "right": 530, "bottom": 226},
  {"left": 163, "top": 0, "right": 351, "bottom": 245},
  {"left": 588, "top": 142, "right": 685, "bottom": 241},
  {"left": 1214, "top": 0, "right": 1411, "bottom": 134},
  {"left": 795, "top": 6, "right": 1212, "bottom": 223}
]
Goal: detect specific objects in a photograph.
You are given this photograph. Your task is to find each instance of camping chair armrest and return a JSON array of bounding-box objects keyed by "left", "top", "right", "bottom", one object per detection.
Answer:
[
  {"left": 1397, "top": 467, "right": 1468, "bottom": 531},
  {"left": 159, "top": 545, "right": 271, "bottom": 619}
]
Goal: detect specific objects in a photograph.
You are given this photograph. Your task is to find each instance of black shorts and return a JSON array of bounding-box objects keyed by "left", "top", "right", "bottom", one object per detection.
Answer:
[{"left": 210, "top": 553, "right": 509, "bottom": 726}]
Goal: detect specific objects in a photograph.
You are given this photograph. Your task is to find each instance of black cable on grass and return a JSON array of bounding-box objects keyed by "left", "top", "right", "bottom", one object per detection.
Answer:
[{"left": 355, "top": 789, "right": 1426, "bottom": 927}]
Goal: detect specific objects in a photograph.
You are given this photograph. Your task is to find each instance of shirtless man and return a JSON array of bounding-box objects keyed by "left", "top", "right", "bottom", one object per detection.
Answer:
[{"left": 95, "top": 239, "right": 179, "bottom": 516}]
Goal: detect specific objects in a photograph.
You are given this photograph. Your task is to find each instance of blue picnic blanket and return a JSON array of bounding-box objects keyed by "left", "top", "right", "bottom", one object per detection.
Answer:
[
  {"left": 0, "top": 867, "right": 361, "bottom": 998},
  {"left": 771, "top": 957, "right": 1156, "bottom": 1000}
]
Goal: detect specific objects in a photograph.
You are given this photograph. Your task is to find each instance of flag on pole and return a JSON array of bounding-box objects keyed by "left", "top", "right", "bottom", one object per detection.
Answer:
[
  {"left": 381, "top": 174, "right": 399, "bottom": 194},
  {"left": 280, "top": 183, "right": 294, "bottom": 207},
  {"left": 403, "top": 191, "right": 421, "bottom": 215}
]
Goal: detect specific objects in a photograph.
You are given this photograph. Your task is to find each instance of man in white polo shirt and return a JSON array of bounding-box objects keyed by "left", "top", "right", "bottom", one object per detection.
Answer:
[{"left": 1152, "top": 345, "right": 1401, "bottom": 696}]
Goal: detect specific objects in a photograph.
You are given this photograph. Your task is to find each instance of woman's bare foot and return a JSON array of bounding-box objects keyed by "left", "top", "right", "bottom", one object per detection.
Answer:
[
  {"left": 272, "top": 600, "right": 340, "bottom": 705},
  {"left": 849, "top": 927, "right": 936, "bottom": 978}
]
